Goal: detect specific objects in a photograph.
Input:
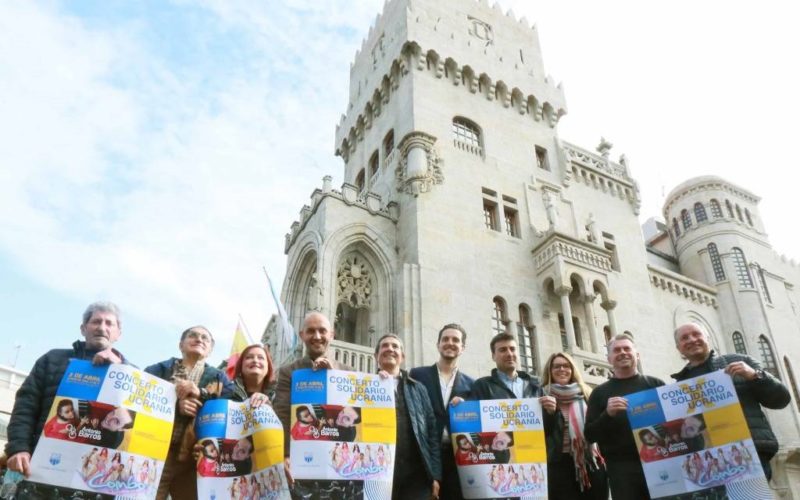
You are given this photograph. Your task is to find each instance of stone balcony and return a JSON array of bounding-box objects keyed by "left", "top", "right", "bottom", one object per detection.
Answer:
[
  {"left": 330, "top": 339, "right": 376, "bottom": 374},
  {"left": 571, "top": 350, "right": 612, "bottom": 387},
  {"left": 532, "top": 231, "right": 613, "bottom": 274}
]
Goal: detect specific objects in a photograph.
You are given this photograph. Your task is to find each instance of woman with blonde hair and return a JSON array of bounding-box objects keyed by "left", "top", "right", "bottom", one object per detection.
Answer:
[{"left": 542, "top": 352, "right": 608, "bottom": 499}]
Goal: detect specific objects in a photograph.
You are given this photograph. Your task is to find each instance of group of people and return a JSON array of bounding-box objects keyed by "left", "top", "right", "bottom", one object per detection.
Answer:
[
  {"left": 680, "top": 442, "right": 755, "bottom": 486},
  {"left": 3, "top": 301, "right": 792, "bottom": 500}
]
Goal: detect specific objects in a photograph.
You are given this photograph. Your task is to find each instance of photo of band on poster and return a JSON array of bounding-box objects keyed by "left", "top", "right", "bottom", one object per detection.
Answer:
[{"left": 25, "top": 363, "right": 770, "bottom": 499}]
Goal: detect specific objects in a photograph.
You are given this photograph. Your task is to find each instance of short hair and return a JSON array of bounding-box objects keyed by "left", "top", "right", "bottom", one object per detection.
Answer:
[
  {"left": 673, "top": 323, "right": 709, "bottom": 343},
  {"left": 638, "top": 428, "right": 658, "bottom": 441},
  {"left": 82, "top": 302, "right": 121, "bottom": 327},
  {"left": 490, "top": 332, "right": 516, "bottom": 354},
  {"left": 179, "top": 325, "right": 215, "bottom": 345},
  {"left": 437, "top": 323, "right": 467, "bottom": 345},
  {"left": 374, "top": 333, "right": 404, "bottom": 354},
  {"left": 607, "top": 333, "right": 635, "bottom": 351},
  {"left": 57, "top": 399, "right": 74, "bottom": 414},
  {"left": 295, "top": 405, "right": 313, "bottom": 419}
]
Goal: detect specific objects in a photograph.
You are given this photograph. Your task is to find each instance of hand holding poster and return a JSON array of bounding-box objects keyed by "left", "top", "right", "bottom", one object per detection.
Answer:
[
  {"left": 289, "top": 369, "right": 396, "bottom": 498},
  {"left": 449, "top": 398, "right": 547, "bottom": 499},
  {"left": 626, "top": 369, "right": 772, "bottom": 499},
  {"left": 195, "top": 399, "right": 289, "bottom": 499},
  {"left": 28, "top": 359, "right": 175, "bottom": 498}
]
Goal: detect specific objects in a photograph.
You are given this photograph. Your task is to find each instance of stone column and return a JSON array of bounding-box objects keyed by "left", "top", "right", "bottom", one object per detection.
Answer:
[
  {"left": 583, "top": 293, "right": 600, "bottom": 353},
  {"left": 601, "top": 299, "right": 618, "bottom": 337},
  {"left": 557, "top": 286, "right": 576, "bottom": 351}
]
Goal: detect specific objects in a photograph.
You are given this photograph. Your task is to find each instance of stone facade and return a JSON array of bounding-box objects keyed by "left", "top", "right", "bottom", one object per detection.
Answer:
[{"left": 265, "top": 0, "right": 800, "bottom": 494}]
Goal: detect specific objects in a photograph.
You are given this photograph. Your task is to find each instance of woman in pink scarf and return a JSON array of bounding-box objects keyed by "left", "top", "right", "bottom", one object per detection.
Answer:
[{"left": 543, "top": 352, "right": 608, "bottom": 499}]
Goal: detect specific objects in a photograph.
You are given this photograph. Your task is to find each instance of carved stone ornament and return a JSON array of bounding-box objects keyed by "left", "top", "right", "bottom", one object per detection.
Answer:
[
  {"left": 395, "top": 131, "right": 444, "bottom": 196},
  {"left": 337, "top": 255, "right": 373, "bottom": 308},
  {"left": 468, "top": 16, "right": 494, "bottom": 46}
]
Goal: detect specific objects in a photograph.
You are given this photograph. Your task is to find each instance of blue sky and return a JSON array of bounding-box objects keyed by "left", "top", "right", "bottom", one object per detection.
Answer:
[{"left": 2, "top": 0, "right": 799, "bottom": 372}]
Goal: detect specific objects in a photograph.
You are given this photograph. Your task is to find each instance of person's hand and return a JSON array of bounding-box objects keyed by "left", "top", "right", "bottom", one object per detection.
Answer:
[
  {"left": 179, "top": 397, "right": 202, "bottom": 417},
  {"left": 283, "top": 457, "right": 294, "bottom": 488},
  {"left": 92, "top": 348, "right": 122, "bottom": 365},
  {"left": 312, "top": 357, "right": 333, "bottom": 370},
  {"left": 175, "top": 380, "right": 201, "bottom": 400},
  {"left": 450, "top": 396, "right": 464, "bottom": 406},
  {"left": 250, "top": 392, "right": 270, "bottom": 408},
  {"left": 539, "top": 395, "right": 557, "bottom": 414},
  {"left": 7, "top": 452, "right": 32, "bottom": 477},
  {"left": 606, "top": 396, "right": 628, "bottom": 417},
  {"left": 378, "top": 370, "right": 391, "bottom": 380},
  {"left": 725, "top": 361, "right": 757, "bottom": 381},
  {"left": 431, "top": 479, "right": 440, "bottom": 499}
]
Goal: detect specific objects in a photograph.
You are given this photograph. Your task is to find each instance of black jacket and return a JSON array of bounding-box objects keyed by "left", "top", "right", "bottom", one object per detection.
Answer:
[
  {"left": 400, "top": 370, "right": 443, "bottom": 482},
  {"left": 408, "top": 364, "right": 474, "bottom": 442},
  {"left": 671, "top": 350, "right": 790, "bottom": 459},
  {"left": 470, "top": 368, "right": 544, "bottom": 400},
  {"left": 5, "top": 341, "right": 128, "bottom": 457}
]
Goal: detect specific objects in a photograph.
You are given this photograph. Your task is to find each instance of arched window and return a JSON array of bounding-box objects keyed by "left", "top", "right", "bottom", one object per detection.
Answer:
[
  {"left": 735, "top": 204, "right": 744, "bottom": 222},
  {"left": 694, "top": 202, "right": 708, "bottom": 223},
  {"left": 725, "top": 199, "right": 734, "bottom": 218},
  {"left": 517, "top": 304, "right": 536, "bottom": 373},
  {"left": 731, "top": 248, "right": 753, "bottom": 288},
  {"left": 745, "top": 208, "right": 754, "bottom": 227},
  {"left": 732, "top": 331, "right": 747, "bottom": 354},
  {"left": 355, "top": 169, "right": 366, "bottom": 192},
  {"left": 672, "top": 218, "right": 681, "bottom": 237},
  {"left": 708, "top": 243, "right": 725, "bottom": 281},
  {"left": 368, "top": 151, "right": 379, "bottom": 178},
  {"left": 382, "top": 130, "right": 394, "bottom": 157},
  {"left": 757, "top": 335, "right": 780, "bottom": 379},
  {"left": 710, "top": 199, "right": 723, "bottom": 218},
  {"left": 681, "top": 209, "right": 692, "bottom": 230},
  {"left": 492, "top": 297, "right": 508, "bottom": 335},
  {"left": 452, "top": 117, "right": 483, "bottom": 156},
  {"left": 754, "top": 264, "right": 772, "bottom": 304},
  {"left": 783, "top": 357, "right": 800, "bottom": 411}
]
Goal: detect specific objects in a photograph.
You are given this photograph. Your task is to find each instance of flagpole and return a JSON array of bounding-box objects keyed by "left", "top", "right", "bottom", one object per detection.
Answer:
[
  {"left": 237, "top": 313, "right": 256, "bottom": 344},
  {"left": 263, "top": 266, "right": 296, "bottom": 365}
]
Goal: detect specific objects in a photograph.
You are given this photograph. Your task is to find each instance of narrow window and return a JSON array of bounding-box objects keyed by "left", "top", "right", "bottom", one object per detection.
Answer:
[
  {"left": 483, "top": 188, "right": 499, "bottom": 231},
  {"left": 708, "top": 243, "right": 725, "bottom": 281},
  {"left": 368, "top": 151, "right": 379, "bottom": 178},
  {"left": 355, "top": 169, "right": 366, "bottom": 193},
  {"left": 757, "top": 335, "right": 780, "bottom": 379},
  {"left": 603, "top": 232, "right": 621, "bottom": 271},
  {"left": 492, "top": 297, "right": 508, "bottom": 335},
  {"left": 732, "top": 331, "right": 746, "bottom": 354},
  {"left": 504, "top": 207, "right": 519, "bottom": 237},
  {"left": 681, "top": 209, "right": 692, "bottom": 230},
  {"left": 382, "top": 130, "right": 394, "bottom": 158},
  {"left": 783, "top": 357, "right": 800, "bottom": 411},
  {"left": 755, "top": 264, "right": 772, "bottom": 304},
  {"left": 725, "top": 200, "right": 734, "bottom": 218},
  {"left": 694, "top": 202, "right": 708, "bottom": 223},
  {"left": 732, "top": 248, "right": 753, "bottom": 288},
  {"left": 535, "top": 146, "right": 549, "bottom": 171},
  {"left": 672, "top": 218, "right": 681, "bottom": 237},
  {"left": 710, "top": 199, "right": 723, "bottom": 218},
  {"left": 517, "top": 304, "right": 536, "bottom": 373},
  {"left": 735, "top": 204, "right": 744, "bottom": 222},
  {"left": 745, "top": 208, "right": 754, "bottom": 227}
]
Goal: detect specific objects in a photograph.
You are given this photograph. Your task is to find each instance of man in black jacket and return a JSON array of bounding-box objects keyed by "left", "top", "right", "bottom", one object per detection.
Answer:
[
  {"left": 584, "top": 333, "right": 664, "bottom": 500},
  {"left": 375, "top": 333, "right": 442, "bottom": 500},
  {"left": 409, "top": 323, "right": 475, "bottom": 500},
  {"left": 672, "top": 322, "right": 790, "bottom": 480},
  {"left": 5, "top": 301, "right": 128, "bottom": 479}
]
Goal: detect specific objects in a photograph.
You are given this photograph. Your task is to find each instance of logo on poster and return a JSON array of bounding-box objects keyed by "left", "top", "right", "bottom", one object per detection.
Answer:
[
  {"left": 659, "top": 470, "right": 669, "bottom": 481},
  {"left": 304, "top": 452, "right": 314, "bottom": 463},
  {"left": 49, "top": 453, "right": 61, "bottom": 466}
]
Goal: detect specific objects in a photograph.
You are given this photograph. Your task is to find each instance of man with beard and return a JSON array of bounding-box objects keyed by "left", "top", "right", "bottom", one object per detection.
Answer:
[
  {"left": 375, "top": 334, "right": 441, "bottom": 500},
  {"left": 409, "top": 323, "right": 475, "bottom": 500},
  {"left": 671, "top": 322, "right": 790, "bottom": 480},
  {"left": 585, "top": 334, "right": 665, "bottom": 500},
  {"left": 43, "top": 399, "right": 80, "bottom": 440}
]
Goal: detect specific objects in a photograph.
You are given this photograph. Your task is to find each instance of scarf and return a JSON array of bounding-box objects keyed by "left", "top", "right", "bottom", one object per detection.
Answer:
[
  {"left": 547, "top": 383, "right": 605, "bottom": 491},
  {"left": 169, "top": 359, "right": 206, "bottom": 446}
]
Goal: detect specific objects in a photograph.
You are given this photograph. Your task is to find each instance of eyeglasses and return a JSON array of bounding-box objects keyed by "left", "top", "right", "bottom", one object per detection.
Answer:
[
  {"left": 186, "top": 331, "right": 213, "bottom": 343},
  {"left": 551, "top": 363, "right": 572, "bottom": 370}
]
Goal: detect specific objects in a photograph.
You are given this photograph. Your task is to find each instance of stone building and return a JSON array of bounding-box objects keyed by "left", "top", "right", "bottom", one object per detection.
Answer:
[{"left": 264, "top": 0, "right": 800, "bottom": 493}]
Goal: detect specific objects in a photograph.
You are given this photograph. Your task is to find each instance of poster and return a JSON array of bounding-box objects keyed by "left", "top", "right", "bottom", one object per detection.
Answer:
[
  {"left": 626, "top": 369, "right": 772, "bottom": 499},
  {"left": 449, "top": 398, "right": 547, "bottom": 499},
  {"left": 195, "top": 399, "right": 290, "bottom": 500},
  {"left": 289, "top": 369, "right": 396, "bottom": 499},
  {"left": 28, "top": 359, "right": 175, "bottom": 499}
]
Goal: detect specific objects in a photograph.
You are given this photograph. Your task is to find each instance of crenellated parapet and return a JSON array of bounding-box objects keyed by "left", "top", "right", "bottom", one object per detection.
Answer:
[
  {"left": 563, "top": 141, "right": 641, "bottom": 214},
  {"left": 284, "top": 176, "right": 399, "bottom": 254},
  {"left": 648, "top": 265, "right": 718, "bottom": 308}
]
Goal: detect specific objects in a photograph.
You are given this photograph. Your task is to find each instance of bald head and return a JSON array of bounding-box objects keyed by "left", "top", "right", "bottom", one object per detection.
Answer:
[{"left": 300, "top": 312, "right": 334, "bottom": 360}]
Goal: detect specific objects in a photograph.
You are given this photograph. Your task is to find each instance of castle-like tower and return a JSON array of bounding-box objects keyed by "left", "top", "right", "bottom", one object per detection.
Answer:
[{"left": 267, "top": 0, "right": 800, "bottom": 493}]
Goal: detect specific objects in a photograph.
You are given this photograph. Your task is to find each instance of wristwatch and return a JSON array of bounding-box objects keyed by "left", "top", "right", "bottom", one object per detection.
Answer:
[{"left": 753, "top": 369, "right": 767, "bottom": 381}]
